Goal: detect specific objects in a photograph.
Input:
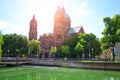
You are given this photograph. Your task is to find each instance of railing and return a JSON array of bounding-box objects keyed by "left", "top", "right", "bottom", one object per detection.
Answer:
[
  {"left": 0, "top": 57, "right": 98, "bottom": 62},
  {"left": 1, "top": 57, "right": 120, "bottom": 71}
]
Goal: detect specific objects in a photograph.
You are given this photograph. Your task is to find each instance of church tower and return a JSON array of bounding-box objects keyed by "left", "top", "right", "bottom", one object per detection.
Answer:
[
  {"left": 29, "top": 15, "right": 37, "bottom": 40},
  {"left": 54, "top": 4, "right": 71, "bottom": 47}
]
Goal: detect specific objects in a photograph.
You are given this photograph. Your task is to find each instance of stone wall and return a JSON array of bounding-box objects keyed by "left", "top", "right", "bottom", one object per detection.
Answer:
[{"left": 31, "top": 60, "right": 120, "bottom": 71}]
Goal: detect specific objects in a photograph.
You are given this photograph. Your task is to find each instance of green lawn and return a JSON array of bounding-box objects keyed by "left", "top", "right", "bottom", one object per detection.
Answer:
[{"left": 0, "top": 66, "right": 120, "bottom": 80}]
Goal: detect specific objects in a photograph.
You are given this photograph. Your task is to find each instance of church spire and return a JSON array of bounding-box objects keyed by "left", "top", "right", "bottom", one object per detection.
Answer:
[
  {"left": 62, "top": 1, "right": 64, "bottom": 8},
  {"left": 61, "top": 1, "right": 65, "bottom": 13},
  {"left": 33, "top": 15, "right": 35, "bottom": 18},
  {"left": 29, "top": 15, "right": 37, "bottom": 40}
]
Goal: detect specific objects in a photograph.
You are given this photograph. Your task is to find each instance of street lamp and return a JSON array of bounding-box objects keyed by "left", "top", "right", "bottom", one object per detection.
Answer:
[
  {"left": 89, "top": 53, "right": 90, "bottom": 60},
  {"left": 16, "top": 49, "right": 19, "bottom": 66},
  {"left": 88, "top": 38, "right": 90, "bottom": 59},
  {"left": 7, "top": 50, "right": 10, "bottom": 57},
  {"left": 82, "top": 53, "right": 85, "bottom": 60},
  {"left": 92, "top": 48, "right": 94, "bottom": 60}
]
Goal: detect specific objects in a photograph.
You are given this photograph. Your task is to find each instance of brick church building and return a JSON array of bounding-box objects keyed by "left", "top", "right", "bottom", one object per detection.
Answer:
[{"left": 29, "top": 5, "right": 85, "bottom": 58}]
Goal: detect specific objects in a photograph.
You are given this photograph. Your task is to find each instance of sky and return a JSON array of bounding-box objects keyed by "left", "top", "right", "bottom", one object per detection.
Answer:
[{"left": 0, "top": 0, "right": 120, "bottom": 39}]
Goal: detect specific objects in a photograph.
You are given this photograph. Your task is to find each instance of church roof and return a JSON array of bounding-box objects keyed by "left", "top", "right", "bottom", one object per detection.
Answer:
[
  {"left": 45, "top": 31, "right": 54, "bottom": 36},
  {"left": 67, "top": 26, "right": 83, "bottom": 34}
]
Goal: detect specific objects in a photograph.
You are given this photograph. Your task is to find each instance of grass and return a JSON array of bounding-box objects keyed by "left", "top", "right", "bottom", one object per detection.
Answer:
[{"left": 0, "top": 66, "right": 120, "bottom": 80}]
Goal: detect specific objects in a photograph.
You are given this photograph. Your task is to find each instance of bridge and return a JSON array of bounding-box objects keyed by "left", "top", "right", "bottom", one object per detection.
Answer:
[
  {"left": 0, "top": 57, "right": 78, "bottom": 66},
  {"left": 0, "top": 57, "right": 120, "bottom": 71},
  {"left": 0, "top": 57, "right": 31, "bottom": 66}
]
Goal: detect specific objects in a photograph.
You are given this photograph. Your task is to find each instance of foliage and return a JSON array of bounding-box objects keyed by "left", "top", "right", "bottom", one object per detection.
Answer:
[
  {"left": 74, "top": 42, "right": 84, "bottom": 57},
  {"left": 28, "top": 40, "right": 41, "bottom": 57},
  {"left": 50, "top": 46, "right": 57, "bottom": 55},
  {"left": 60, "top": 45, "right": 70, "bottom": 58},
  {"left": 101, "top": 14, "right": 120, "bottom": 50},
  {"left": 2, "top": 34, "right": 28, "bottom": 57},
  {"left": 63, "top": 37, "right": 78, "bottom": 49},
  {"left": 62, "top": 36, "right": 78, "bottom": 58},
  {"left": 0, "top": 34, "right": 3, "bottom": 58},
  {"left": 60, "top": 33, "right": 101, "bottom": 58},
  {"left": 77, "top": 33, "right": 101, "bottom": 58}
]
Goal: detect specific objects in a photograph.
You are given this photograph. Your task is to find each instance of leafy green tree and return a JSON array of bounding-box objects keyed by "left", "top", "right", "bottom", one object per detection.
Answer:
[
  {"left": 28, "top": 40, "right": 41, "bottom": 57},
  {"left": 60, "top": 45, "right": 70, "bottom": 58},
  {"left": 63, "top": 36, "right": 78, "bottom": 58},
  {"left": 101, "top": 14, "right": 120, "bottom": 61},
  {"left": 60, "top": 33, "right": 101, "bottom": 58},
  {"left": 49, "top": 46, "right": 57, "bottom": 59},
  {"left": 74, "top": 42, "right": 84, "bottom": 58},
  {"left": 50, "top": 46, "right": 57, "bottom": 55},
  {"left": 77, "top": 33, "right": 101, "bottom": 58},
  {"left": 2, "top": 34, "right": 28, "bottom": 57},
  {"left": 0, "top": 33, "right": 3, "bottom": 60}
]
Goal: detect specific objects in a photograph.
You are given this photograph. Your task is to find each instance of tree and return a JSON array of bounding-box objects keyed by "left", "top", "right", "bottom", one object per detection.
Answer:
[
  {"left": 77, "top": 33, "right": 101, "bottom": 58},
  {"left": 74, "top": 42, "right": 84, "bottom": 58},
  {"left": 2, "top": 34, "right": 28, "bottom": 57},
  {"left": 0, "top": 33, "right": 3, "bottom": 60},
  {"left": 28, "top": 40, "right": 41, "bottom": 57},
  {"left": 60, "top": 45, "right": 70, "bottom": 58},
  {"left": 49, "top": 46, "right": 57, "bottom": 58},
  {"left": 50, "top": 46, "right": 57, "bottom": 55},
  {"left": 101, "top": 14, "right": 120, "bottom": 61},
  {"left": 60, "top": 33, "right": 101, "bottom": 58},
  {"left": 63, "top": 36, "right": 78, "bottom": 58}
]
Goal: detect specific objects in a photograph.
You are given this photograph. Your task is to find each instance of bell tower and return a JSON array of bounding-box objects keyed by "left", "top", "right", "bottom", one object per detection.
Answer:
[
  {"left": 54, "top": 4, "right": 71, "bottom": 47},
  {"left": 29, "top": 15, "right": 37, "bottom": 40}
]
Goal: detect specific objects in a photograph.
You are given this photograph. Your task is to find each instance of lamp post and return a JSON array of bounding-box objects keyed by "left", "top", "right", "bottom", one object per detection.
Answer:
[
  {"left": 89, "top": 53, "right": 90, "bottom": 60},
  {"left": 7, "top": 50, "right": 10, "bottom": 57},
  {"left": 16, "top": 49, "right": 19, "bottom": 66},
  {"left": 92, "top": 48, "right": 94, "bottom": 60},
  {"left": 89, "top": 38, "right": 90, "bottom": 60},
  {"left": 82, "top": 53, "right": 85, "bottom": 60}
]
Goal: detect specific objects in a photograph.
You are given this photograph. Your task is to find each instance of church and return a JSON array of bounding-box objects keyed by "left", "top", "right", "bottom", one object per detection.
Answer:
[{"left": 29, "top": 5, "right": 85, "bottom": 58}]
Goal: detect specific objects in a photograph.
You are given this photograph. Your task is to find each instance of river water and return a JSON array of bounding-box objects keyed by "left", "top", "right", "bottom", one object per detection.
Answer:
[{"left": 0, "top": 66, "right": 120, "bottom": 80}]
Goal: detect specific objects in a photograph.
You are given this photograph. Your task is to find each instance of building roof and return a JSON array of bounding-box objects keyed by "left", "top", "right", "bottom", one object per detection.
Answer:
[{"left": 67, "top": 26, "right": 83, "bottom": 34}]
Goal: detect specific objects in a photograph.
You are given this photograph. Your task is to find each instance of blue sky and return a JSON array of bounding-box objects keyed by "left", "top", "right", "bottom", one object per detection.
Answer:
[{"left": 0, "top": 0, "right": 120, "bottom": 38}]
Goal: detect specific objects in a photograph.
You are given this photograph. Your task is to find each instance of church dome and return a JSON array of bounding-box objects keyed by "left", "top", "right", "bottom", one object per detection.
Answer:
[
  {"left": 63, "top": 12, "right": 71, "bottom": 21},
  {"left": 30, "top": 15, "right": 37, "bottom": 26},
  {"left": 54, "top": 5, "right": 71, "bottom": 22}
]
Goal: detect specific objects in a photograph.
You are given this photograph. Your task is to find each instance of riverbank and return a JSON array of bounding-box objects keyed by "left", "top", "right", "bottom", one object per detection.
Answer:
[
  {"left": 1, "top": 58, "right": 120, "bottom": 71},
  {"left": 30, "top": 60, "right": 120, "bottom": 71}
]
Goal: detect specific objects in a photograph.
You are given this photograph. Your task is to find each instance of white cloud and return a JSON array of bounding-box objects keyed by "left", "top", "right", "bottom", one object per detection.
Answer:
[
  {"left": 0, "top": 20, "right": 28, "bottom": 36},
  {"left": 0, "top": 20, "right": 10, "bottom": 29}
]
